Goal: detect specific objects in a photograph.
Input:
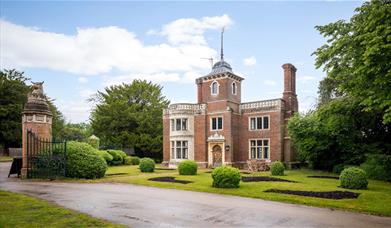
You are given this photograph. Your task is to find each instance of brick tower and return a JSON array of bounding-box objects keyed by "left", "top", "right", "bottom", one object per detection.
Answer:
[{"left": 21, "top": 82, "right": 52, "bottom": 178}]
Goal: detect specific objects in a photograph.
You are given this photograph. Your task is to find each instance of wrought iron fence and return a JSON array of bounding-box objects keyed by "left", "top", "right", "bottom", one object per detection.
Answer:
[{"left": 26, "top": 129, "right": 67, "bottom": 179}]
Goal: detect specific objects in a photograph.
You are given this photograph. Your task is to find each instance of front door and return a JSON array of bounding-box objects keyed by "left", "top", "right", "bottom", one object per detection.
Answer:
[{"left": 212, "top": 145, "right": 223, "bottom": 167}]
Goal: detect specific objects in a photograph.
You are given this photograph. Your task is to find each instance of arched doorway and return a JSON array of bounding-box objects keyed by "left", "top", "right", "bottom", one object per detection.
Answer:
[{"left": 212, "top": 145, "right": 222, "bottom": 167}]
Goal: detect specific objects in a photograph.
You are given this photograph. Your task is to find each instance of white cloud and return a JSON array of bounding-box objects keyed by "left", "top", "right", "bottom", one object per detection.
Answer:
[
  {"left": 243, "top": 56, "right": 256, "bottom": 66},
  {"left": 103, "top": 72, "right": 181, "bottom": 87},
  {"left": 297, "top": 75, "right": 316, "bottom": 83},
  {"left": 264, "top": 80, "right": 276, "bottom": 86},
  {"left": 0, "top": 15, "right": 233, "bottom": 81},
  {"left": 0, "top": 15, "right": 234, "bottom": 122},
  {"left": 79, "top": 89, "right": 95, "bottom": 98},
  {"left": 57, "top": 100, "right": 93, "bottom": 123},
  {"left": 160, "top": 14, "right": 233, "bottom": 45},
  {"left": 78, "top": 77, "right": 88, "bottom": 84}
]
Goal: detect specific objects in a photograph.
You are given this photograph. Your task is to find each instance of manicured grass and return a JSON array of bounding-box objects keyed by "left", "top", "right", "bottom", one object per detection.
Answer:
[
  {"left": 95, "top": 165, "right": 391, "bottom": 216},
  {"left": 0, "top": 156, "right": 12, "bottom": 162},
  {"left": 0, "top": 190, "right": 124, "bottom": 227}
]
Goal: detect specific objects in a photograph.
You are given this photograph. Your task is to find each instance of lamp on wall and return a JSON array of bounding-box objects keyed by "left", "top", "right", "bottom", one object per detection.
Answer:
[{"left": 225, "top": 145, "right": 230, "bottom": 152}]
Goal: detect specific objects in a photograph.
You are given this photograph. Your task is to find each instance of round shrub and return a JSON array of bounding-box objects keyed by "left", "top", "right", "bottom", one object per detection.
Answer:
[
  {"left": 129, "top": 156, "right": 140, "bottom": 165},
  {"left": 178, "top": 160, "right": 198, "bottom": 175},
  {"left": 117, "top": 150, "right": 127, "bottom": 160},
  {"left": 211, "top": 166, "right": 241, "bottom": 188},
  {"left": 139, "top": 157, "right": 155, "bottom": 172},
  {"left": 96, "top": 150, "right": 113, "bottom": 164},
  {"left": 124, "top": 156, "right": 132, "bottom": 165},
  {"left": 271, "top": 161, "right": 285, "bottom": 176},
  {"left": 107, "top": 150, "right": 124, "bottom": 165},
  {"left": 340, "top": 167, "right": 368, "bottom": 189},
  {"left": 66, "top": 141, "right": 107, "bottom": 179}
]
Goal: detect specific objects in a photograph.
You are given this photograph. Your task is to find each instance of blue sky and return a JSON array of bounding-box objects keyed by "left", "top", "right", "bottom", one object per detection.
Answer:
[{"left": 0, "top": 1, "right": 362, "bottom": 123}]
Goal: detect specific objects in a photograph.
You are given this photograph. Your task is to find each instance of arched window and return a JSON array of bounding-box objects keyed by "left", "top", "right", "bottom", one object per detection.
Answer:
[
  {"left": 232, "top": 82, "right": 237, "bottom": 95},
  {"left": 211, "top": 81, "right": 219, "bottom": 95}
]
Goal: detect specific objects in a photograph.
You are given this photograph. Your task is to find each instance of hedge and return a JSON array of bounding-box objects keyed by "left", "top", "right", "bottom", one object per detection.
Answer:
[{"left": 66, "top": 141, "right": 107, "bottom": 179}]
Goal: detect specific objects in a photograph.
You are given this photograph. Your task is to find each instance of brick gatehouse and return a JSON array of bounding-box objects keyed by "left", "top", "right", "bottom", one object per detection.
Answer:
[{"left": 162, "top": 50, "right": 298, "bottom": 169}]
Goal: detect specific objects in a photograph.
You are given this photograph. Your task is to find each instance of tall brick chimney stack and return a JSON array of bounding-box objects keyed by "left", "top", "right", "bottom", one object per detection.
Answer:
[
  {"left": 196, "top": 78, "right": 204, "bottom": 103},
  {"left": 282, "top": 63, "right": 298, "bottom": 117}
]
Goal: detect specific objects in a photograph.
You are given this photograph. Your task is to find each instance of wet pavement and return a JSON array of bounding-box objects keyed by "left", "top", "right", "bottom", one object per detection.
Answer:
[{"left": 1, "top": 162, "right": 391, "bottom": 227}]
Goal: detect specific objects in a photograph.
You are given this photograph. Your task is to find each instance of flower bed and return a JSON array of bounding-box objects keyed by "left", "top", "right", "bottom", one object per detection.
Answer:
[{"left": 264, "top": 189, "right": 359, "bottom": 199}]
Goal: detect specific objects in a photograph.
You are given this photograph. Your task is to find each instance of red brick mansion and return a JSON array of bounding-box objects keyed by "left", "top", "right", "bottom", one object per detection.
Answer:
[{"left": 162, "top": 49, "right": 298, "bottom": 169}]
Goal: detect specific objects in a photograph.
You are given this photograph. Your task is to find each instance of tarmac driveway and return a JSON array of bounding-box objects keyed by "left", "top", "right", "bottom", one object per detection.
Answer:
[{"left": 1, "top": 162, "right": 391, "bottom": 227}]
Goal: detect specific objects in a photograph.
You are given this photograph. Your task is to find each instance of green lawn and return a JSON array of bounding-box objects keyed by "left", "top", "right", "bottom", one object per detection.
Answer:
[
  {"left": 0, "top": 156, "right": 12, "bottom": 162},
  {"left": 94, "top": 165, "right": 391, "bottom": 216},
  {"left": 0, "top": 190, "right": 124, "bottom": 228}
]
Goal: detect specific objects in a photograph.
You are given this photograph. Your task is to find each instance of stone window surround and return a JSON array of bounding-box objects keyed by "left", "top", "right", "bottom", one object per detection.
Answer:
[
  {"left": 248, "top": 115, "right": 270, "bottom": 131},
  {"left": 210, "top": 116, "right": 223, "bottom": 131},
  {"left": 248, "top": 138, "right": 271, "bottom": 160},
  {"left": 170, "top": 140, "right": 190, "bottom": 160},
  {"left": 231, "top": 81, "right": 237, "bottom": 95},
  {"left": 210, "top": 80, "right": 220, "bottom": 95},
  {"left": 170, "top": 118, "right": 188, "bottom": 131}
]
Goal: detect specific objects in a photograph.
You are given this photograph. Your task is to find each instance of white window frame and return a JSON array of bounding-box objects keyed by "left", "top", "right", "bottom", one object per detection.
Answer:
[
  {"left": 248, "top": 138, "right": 270, "bottom": 160},
  {"left": 210, "top": 80, "right": 220, "bottom": 95},
  {"left": 210, "top": 116, "right": 223, "bottom": 131},
  {"left": 248, "top": 115, "right": 270, "bottom": 131},
  {"left": 171, "top": 140, "right": 188, "bottom": 160},
  {"left": 171, "top": 118, "right": 188, "bottom": 131},
  {"left": 232, "top": 82, "right": 237, "bottom": 95}
]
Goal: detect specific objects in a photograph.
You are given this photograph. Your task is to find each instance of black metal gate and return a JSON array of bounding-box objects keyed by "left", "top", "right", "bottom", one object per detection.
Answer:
[{"left": 26, "top": 129, "right": 67, "bottom": 179}]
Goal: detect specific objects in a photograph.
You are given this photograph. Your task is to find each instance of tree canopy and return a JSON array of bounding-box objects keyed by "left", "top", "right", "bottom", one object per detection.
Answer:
[
  {"left": 90, "top": 80, "right": 169, "bottom": 159},
  {"left": 289, "top": 1, "right": 391, "bottom": 174},
  {"left": 58, "top": 123, "right": 92, "bottom": 142},
  {"left": 0, "top": 70, "right": 30, "bottom": 148},
  {"left": 313, "top": 0, "right": 391, "bottom": 123},
  {"left": 0, "top": 69, "right": 65, "bottom": 148},
  {"left": 288, "top": 97, "right": 391, "bottom": 170}
]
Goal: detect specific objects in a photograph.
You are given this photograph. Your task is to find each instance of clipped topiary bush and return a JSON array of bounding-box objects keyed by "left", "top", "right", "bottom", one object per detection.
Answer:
[
  {"left": 139, "top": 157, "right": 155, "bottom": 172},
  {"left": 340, "top": 167, "right": 368, "bottom": 189},
  {"left": 124, "top": 156, "right": 132, "bottom": 165},
  {"left": 66, "top": 141, "right": 107, "bottom": 179},
  {"left": 107, "top": 150, "right": 124, "bottom": 165},
  {"left": 361, "top": 154, "right": 391, "bottom": 181},
  {"left": 96, "top": 150, "right": 113, "bottom": 164},
  {"left": 129, "top": 156, "right": 140, "bottom": 165},
  {"left": 271, "top": 161, "right": 285, "bottom": 176},
  {"left": 211, "top": 166, "right": 241, "bottom": 188},
  {"left": 178, "top": 160, "right": 198, "bottom": 175}
]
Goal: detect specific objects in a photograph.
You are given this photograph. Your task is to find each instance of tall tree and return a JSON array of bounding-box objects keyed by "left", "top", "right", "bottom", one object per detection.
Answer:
[
  {"left": 313, "top": 0, "right": 391, "bottom": 123},
  {"left": 90, "top": 80, "right": 169, "bottom": 159},
  {"left": 0, "top": 69, "right": 66, "bottom": 148},
  {"left": 288, "top": 97, "right": 391, "bottom": 170},
  {"left": 59, "top": 122, "right": 92, "bottom": 142},
  {"left": 0, "top": 69, "right": 30, "bottom": 148},
  {"left": 47, "top": 99, "right": 65, "bottom": 140}
]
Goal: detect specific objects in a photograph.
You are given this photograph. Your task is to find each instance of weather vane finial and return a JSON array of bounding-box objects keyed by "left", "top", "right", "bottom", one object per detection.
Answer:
[{"left": 220, "top": 27, "right": 225, "bottom": 61}]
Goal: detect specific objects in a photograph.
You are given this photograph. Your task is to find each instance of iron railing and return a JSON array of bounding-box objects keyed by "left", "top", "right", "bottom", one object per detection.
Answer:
[{"left": 26, "top": 129, "right": 67, "bottom": 179}]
